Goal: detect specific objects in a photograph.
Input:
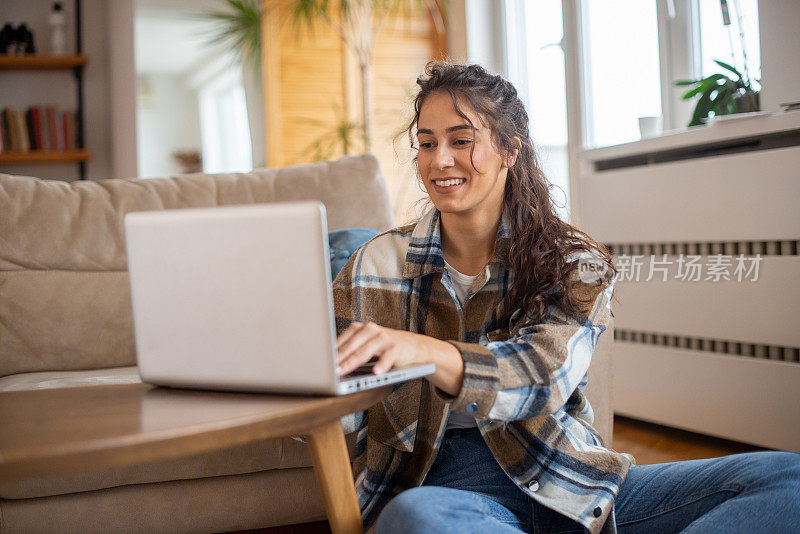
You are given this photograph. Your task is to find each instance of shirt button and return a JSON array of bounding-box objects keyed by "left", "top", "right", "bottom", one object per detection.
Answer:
[
  {"left": 466, "top": 402, "right": 478, "bottom": 413},
  {"left": 528, "top": 480, "right": 539, "bottom": 491},
  {"left": 593, "top": 507, "right": 602, "bottom": 518}
]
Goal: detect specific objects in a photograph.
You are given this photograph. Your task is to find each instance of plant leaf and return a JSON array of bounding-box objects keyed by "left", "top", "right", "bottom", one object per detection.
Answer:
[
  {"left": 713, "top": 59, "right": 742, "bottom": 81},
  {"left": 689, "top": 90, "right": 714, "bottom": 126},
  {"left": 681, "top": 74, "right": 727, "bottom": 100},
  {"left": 196, "top": 0, "right": 262, "bottom": 69}
]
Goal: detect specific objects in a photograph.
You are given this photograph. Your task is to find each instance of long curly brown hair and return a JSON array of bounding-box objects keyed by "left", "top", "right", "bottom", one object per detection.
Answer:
[{"left": 404, "top": 61, "right": 615, "bottom": 327}]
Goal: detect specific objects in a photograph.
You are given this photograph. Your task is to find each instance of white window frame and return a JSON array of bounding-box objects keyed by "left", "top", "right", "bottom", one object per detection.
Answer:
[
  {"left": 483, "top": 0, "right": 731, "bottom": 224},
  {"left": 656, "top": 0, "right": 704, "bottom": 132},
  {"left": 560, "top": 0, "right": 717, "bottom": 224}
]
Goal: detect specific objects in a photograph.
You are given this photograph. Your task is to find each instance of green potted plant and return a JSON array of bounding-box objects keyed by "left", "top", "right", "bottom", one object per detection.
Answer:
[
  {"left": 199, "top": 0, "right": 262, "bottom": 68},
  {"left": 675, "top": 59, "right": 760, "bottom": 127},
  {"left": 297, "top": 103, "right": 366, "bottom": 162}
]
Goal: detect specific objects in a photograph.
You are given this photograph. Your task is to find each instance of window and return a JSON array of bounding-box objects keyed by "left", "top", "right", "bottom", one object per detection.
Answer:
[
  {"left": 505, "top": 1, "right": 762, "bottom": 145},
  {"left": 697, "top": 0, "right": 760, "bottom": 84},
  {"left": 505, "top": 0, "right": 571, "bottom": 221},
  {"left": 580, "top": 0, "right": 663, "bottom": 148},
  {"left": 498, "top": 0, "right": 762, "bottom": 220},
  {"left": 198, "top": 67, "right": 253, "bottom": 174}
]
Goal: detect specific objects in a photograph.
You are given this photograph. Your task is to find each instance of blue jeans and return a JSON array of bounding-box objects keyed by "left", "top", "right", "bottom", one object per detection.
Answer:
[{"left": 374, "top": 427, "right": 800, "bottom": 533}]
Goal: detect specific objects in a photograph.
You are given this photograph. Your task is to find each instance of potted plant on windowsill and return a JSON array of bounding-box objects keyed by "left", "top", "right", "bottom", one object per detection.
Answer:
[{"left": 675, "top": 59, "right": 760, "bottom": 127}]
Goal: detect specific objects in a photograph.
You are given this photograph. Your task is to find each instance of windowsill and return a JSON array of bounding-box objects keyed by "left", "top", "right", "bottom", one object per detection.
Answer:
[{"left": 578, "top": 110, "right": 800, "bottom": 161}]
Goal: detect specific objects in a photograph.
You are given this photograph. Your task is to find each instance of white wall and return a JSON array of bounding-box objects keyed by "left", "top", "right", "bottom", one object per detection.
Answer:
[
  {"left": 758, "top": 0, "right": 800, "bottom": 112},
  {"left": 136, "top": 74, "right": 202, "bottom": 178},
  {"left": 108, "top": 0, "right": 138, "bottom": 179}
]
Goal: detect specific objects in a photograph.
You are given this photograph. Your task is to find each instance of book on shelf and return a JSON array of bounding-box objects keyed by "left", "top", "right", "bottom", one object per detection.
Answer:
[
  {"left": 62, "top": 111, "right": 72, "bottom": 151},
  {"left": 25, "top": 108, "right": 41, "bottom": 150},
  {"left": 1, "top": 108, "right": 15, "bottom": 151},
  {"left": 40, "top": 107, "right": 51, "bottom": 151},
  {"left": 14, "top": 110, "right": 29, "bottom": 152},
  {"left": 45, "top": 106, "right": 58, "bottom": 151},
  {"left": 25, "top": 109, "right": 34, "bottom": 149},
  {"left": 29, "top": 107, "right": 43, "bottom": 150},
  {"left": 55, "top": 111, "right": 65, "bottom": 151},
  {"left": 0, "top": 105, "right": 80, "bottom": 154}
]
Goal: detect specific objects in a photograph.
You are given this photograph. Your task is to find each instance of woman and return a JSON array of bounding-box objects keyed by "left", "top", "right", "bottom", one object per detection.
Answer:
[{"left": 333, "top": 62, "right": 800, "bottom": 534}]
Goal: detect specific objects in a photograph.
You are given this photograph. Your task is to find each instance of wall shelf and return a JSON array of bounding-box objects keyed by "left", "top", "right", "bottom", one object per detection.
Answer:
[
  {"left": 0, "top": 150, "right": 91, "bottom": 164},
  {"left": 0, "top": 54, "right": 88, "bottom": 70},
  {"left": 0, "top": 0, "right": 88, "bottom": 179}
]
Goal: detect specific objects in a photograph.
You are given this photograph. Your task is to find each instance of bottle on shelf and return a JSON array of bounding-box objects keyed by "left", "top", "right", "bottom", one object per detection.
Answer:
[{"left": 48, "top": 3, "right": 68, "bottom": 55}]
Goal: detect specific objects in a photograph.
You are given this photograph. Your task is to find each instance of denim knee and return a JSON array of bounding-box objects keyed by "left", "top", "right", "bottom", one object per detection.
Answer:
[
  {"left": 374, "top": 486, "right": 485, "bottom": 534},
  {"left": 760, "top": 451, "right": 800, "bottom": 486},
  {"left": 375, "top": 488, "right": 435, "bottom": 534},
  {"left": 743, "top": 451, "right": 800, "bottom": 481},
  {"left": 737, "top": 451, "right": 800, "bottom": 509}
]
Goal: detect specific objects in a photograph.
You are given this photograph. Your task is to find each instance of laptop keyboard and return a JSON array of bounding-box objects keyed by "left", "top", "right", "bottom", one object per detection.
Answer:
[{"left": 343, "top": 362, "right": 378, "bottom": 378}]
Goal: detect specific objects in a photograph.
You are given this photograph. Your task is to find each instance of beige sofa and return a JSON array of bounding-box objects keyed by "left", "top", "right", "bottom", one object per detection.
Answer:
[{"left": 0, "top": 153, "right": 614, "bottom": 533}]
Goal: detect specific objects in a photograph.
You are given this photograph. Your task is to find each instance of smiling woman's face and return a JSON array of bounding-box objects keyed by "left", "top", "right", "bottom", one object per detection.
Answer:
[{"left": 415, "top": 92, "right": 510, "bottom": 220}]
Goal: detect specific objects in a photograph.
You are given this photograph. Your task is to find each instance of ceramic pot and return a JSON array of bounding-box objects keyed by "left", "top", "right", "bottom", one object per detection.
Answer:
[{"left": 734, "top": 89, "right": 760, "bottom": 113}]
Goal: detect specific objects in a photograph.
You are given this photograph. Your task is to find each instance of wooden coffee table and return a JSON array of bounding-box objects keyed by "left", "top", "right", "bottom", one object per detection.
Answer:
[{"left": 0, "top": 383, "right": 389, "bottom": 534}]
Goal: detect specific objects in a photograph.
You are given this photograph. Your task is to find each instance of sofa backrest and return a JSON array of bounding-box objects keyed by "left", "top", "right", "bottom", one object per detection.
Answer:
[{"left": 0, "top": 154, "right": 393, "bottom": 377}]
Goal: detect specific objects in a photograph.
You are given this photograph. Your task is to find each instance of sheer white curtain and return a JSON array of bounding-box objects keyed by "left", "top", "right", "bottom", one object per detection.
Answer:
[{"left": 198, "top": 66, "right": 253, "bottom": 174}]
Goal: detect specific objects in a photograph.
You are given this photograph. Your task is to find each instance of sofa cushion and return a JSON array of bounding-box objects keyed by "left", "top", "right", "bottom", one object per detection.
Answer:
[
  {"left": 0, "top": 366, "right": 359, "bottom": 500},
  {"left": 329, "top": 228, "right": 379, "bottom": 279},
  {"left": 0, "top": 154, "right": 393, "bottom": 377},
  {"left": 0, "top": 466, "right": 327, "bottom": 534},
  {"left": 0, "top": 366, "right": 141, "bottom": 392},
  {"left": 0, "top": 433, "right": 320, "bottom": 500},
  {"left": 0, "top": 271, "right": 136, "bottom": 377}
]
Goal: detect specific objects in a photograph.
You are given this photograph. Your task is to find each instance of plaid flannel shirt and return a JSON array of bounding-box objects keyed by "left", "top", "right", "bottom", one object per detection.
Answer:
[{"left": 334, "top": 207, "right": 634, "bottom": 533}]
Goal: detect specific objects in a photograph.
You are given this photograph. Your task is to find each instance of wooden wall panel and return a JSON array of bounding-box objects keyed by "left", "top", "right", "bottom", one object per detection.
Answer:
[
  {"left": 263, "top": 2, "right": 345, "bottom": 168},
  {"left": 261, "top": 1, "right": 446, "bottom": 223},
  {"left": 372, "top": 8, "right": 441, "bottom": 224}
]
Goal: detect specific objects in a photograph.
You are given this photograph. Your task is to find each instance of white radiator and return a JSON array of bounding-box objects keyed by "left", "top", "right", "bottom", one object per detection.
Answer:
[{"left": 577, "top": 112, "right": 800, "bottom": 452}]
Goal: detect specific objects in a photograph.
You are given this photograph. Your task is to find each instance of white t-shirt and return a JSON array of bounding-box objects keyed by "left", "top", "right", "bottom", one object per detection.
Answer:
[{"left": 443, "top": 259, "right": 479, "bottom": 430}]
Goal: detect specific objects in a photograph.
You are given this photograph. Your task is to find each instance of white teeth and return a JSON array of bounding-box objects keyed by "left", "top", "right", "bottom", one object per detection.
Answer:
[{"left": 434, "top": 178, "right": 465, "bottom": 187}]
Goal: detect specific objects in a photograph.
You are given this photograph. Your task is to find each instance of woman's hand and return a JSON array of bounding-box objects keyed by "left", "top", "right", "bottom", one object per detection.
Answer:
[
  {"left": 336, "top": 321, "right": 465, "bottom": 396},
  {"left": 337, "top": 321, "right": 426, "bottom": 375}
]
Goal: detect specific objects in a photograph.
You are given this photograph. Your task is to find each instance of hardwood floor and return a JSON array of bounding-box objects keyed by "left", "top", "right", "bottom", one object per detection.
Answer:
[
  {"left": 240, "top": 416, "right": 767, "bottom": 533},
  {"left": 611, "top": 415, "right": 765, "bottom": 465}
]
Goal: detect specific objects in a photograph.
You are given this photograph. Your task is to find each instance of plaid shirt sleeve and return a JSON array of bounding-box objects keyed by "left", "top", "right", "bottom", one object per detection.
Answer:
[{"left": 438, "top": 272, "right": 616, "bottom": 422}]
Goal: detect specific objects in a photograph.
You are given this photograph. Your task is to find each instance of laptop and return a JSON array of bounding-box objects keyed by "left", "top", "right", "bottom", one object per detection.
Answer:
[{"left": 124, "top": 202, "right": 435, "bottom": 395}]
